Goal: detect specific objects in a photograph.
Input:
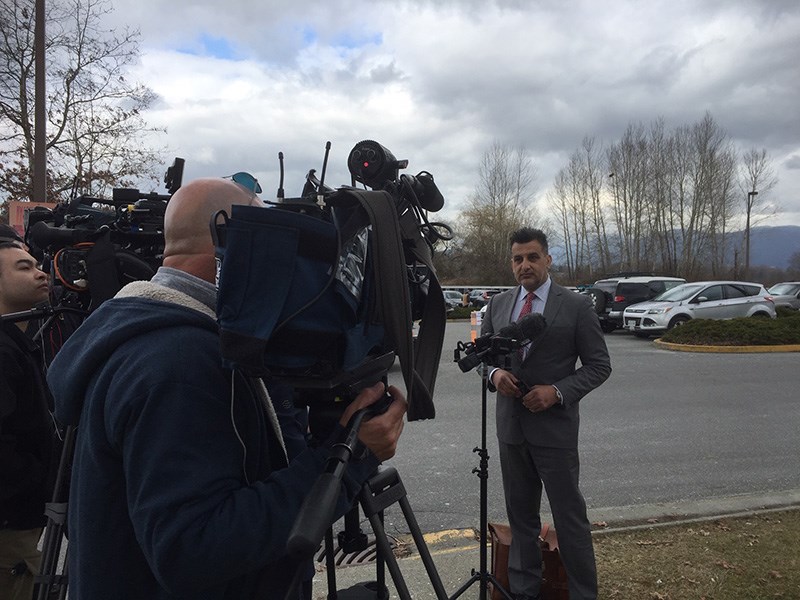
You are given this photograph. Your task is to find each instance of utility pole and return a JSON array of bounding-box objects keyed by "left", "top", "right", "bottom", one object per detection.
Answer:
[
  {"left": 34, "top": 0, "right": 47, "bottom": 202},
  {"left": 744, "top": 190, "right": 758, "bottom": 280}
]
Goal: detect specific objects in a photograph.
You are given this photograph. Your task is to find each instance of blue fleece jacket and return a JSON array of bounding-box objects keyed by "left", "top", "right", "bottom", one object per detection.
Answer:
[{"left": 47, "top": 278, "right": 379, "bottom": 599}]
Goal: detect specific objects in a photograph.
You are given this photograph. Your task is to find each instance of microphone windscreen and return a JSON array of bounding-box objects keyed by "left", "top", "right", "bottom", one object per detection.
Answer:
[
  {"left": 415, "top": 172, "right": 445, "bottom": 213},
  {"left": 516, "top": 313, "right": 547, "bottom": 340},
  {"left": 497, "top": 321, "right": 523, "bottom": 339}
]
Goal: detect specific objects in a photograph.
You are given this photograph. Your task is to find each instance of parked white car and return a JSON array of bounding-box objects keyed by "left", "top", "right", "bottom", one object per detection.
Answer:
[
  {"left": 622, "top": 280, "right": 776, "bottom": 337},
  {"left": 767, "top": 282, "right": 800, "bottom": 310},
  {"left": 443, "top": 289, "right": 464, "bottom": 310}
]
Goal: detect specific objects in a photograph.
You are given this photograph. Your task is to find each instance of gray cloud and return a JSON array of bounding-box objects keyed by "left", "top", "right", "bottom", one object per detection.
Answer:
[{"left": 108, "top": 0, "right": 799, "bottom": 224}]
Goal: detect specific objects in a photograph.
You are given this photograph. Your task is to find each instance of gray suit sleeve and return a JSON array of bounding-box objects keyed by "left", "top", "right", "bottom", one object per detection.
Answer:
[{"left": 554, "top": 295, "right": 612, "bottom": 407}]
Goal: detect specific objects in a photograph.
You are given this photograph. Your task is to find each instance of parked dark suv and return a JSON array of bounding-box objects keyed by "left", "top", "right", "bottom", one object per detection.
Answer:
[{"left": 584, "top": 275, "right": 685, "bottom": 332}]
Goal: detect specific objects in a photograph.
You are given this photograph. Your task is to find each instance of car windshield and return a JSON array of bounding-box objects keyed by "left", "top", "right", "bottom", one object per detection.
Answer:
[
  {"left": 769, "top": 283, "right": 800, "bottom": 295},
  {"left": 653, "top": 283, "right": 704, "bottom": 302}
]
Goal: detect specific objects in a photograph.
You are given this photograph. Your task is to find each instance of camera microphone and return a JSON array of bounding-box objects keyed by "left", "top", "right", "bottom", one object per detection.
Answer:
[
  {"left": 502, "top": 313, "right": 547, "bottom": 343},
  {"left": 456, "top": 313, "right": 547, "bottom": 372},
  {"left": 473, "top": 313, "right": 546, "bottom": 350}
]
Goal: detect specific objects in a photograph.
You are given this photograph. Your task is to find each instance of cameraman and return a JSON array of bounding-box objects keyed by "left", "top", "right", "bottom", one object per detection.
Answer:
[
  {"left": 0, "top": 242, "right": 55, "bottom": 600},
  {"left": 47, "top": 177, "right": 407, "bottom": 599}
]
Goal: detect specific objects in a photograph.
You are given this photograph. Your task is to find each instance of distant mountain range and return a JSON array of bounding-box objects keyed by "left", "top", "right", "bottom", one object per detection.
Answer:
[
  {"left": 550, "top": 225, "right": 799, "bottom": 270},
  {"left": 739, "top": 225, "right": 800, "bottom": 268}
]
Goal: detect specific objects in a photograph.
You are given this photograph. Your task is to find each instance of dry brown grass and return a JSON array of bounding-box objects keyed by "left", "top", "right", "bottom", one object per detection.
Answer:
[{"left": 594, "top": 509, "right": 800, "bottom": 599}]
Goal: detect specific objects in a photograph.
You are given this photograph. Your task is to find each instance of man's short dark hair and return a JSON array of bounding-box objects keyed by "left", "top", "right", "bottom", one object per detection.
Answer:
[
  {"left": 0, "top": 224, "right": 24, "bottom": 246},
  {"left": 0, "top": 240, "right": 21, "bottom": 252},
  {"left": 509, "top": 227, "right": 548, "bottom": 254},
  {"left": 0, "top": 241, "right": 23, "bottom": 276}
]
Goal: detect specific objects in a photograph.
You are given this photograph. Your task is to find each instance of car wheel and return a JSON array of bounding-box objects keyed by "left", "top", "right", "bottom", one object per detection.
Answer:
[
  {"left": 585, "top": 289, "right": 607, "bottom": 315},
  {"left": 600, "top": 321, "right": 617, "bottom": 333},
  {"left": 750, "top": 312, "right": 770, "bottom": 318},
  {"left": 668, "top": 315, "right": 690, "bottom": 329}
]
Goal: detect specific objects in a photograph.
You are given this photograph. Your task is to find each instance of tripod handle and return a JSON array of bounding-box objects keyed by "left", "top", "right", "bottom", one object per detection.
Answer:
[
  {"left": 286, "top": 472, "right": 341, "bottom": 558},
  {"left": 286, "top": 392, "right": 394, "bottom": 559}
]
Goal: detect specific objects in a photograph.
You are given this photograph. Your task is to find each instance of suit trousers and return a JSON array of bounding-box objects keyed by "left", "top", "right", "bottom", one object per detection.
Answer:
[{"left": 498, "top": 441, "right": 597, "bottom": 600}]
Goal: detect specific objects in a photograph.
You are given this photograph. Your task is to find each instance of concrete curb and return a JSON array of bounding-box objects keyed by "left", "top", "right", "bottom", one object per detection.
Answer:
[
  {"left": 414, "top": 488, "right": 800, "bottom": 550},
  {"left": 654, "top": 339, "right": 800, "bottom": 353}
]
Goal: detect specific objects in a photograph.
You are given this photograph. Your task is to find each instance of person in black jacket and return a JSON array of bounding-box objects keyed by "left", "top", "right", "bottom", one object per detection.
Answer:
[{"left": 0, "top": 241, "right": 55, "bottom": 600}]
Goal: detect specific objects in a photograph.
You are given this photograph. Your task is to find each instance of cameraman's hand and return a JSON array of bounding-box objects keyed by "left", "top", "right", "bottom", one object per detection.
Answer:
[{"left": 339, "top": 383, "right": 407, "bottom": 461}]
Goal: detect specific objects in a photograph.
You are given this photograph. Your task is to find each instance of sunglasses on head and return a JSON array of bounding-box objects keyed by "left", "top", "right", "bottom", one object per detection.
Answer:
[{"left": 225, "top": 172, "right": 262, "bottom": 194}]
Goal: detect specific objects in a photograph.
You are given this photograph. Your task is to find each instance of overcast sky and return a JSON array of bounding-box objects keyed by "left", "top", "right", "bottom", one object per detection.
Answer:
[{"left": 109, "top": 0, "right": 800, "bottom": 229}]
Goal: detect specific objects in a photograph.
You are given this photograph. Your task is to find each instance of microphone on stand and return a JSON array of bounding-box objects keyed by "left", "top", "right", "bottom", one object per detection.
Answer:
[{"left": 455, "top": 313, "right": 547, "bottom": 373}]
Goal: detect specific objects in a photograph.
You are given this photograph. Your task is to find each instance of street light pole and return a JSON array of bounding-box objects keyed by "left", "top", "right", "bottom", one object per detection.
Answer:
[
  {"left": 34, "top": 0, "right": 47, "bottom": 203},
  {"left": 745, "top": 190, "right": 758, "bottom": 280}
]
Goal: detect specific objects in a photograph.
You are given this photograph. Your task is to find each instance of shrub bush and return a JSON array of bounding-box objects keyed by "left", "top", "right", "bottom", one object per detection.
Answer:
[
  {"left": 660, "top": 313, "right": 800, "bottom": 346},
  {"left": 447, "top": 306, "right": 476, "bottom": 320},
  {"left": 775, "top": 306, "right": 800, "bottom": 319}
]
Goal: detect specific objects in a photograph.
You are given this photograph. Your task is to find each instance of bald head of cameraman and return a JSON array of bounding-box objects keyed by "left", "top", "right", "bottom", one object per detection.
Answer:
[
  {"left": 47, "top": 177, "right": 407, "bottom": 599},
  {"left": 0, "top": 241, "right": 55, "bottom": 600}
]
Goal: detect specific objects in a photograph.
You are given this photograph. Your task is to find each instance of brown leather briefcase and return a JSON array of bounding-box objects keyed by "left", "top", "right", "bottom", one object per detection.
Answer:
[{"left": 488, "top": 522, "right": 569, "bottom": 600}]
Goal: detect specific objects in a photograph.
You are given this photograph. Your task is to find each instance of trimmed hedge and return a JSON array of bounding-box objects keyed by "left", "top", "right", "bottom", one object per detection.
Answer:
[
  {"left": 447, "top": 306, "right": 476, "bottom": 320},
  {"left": 659, "top": 309, "right": 800, "bottom": 346}
]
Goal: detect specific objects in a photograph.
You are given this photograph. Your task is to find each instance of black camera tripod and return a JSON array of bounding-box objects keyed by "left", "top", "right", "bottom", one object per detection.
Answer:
[
  {"left": 281, "top": 401, "right": 450, "bottom": 600},
  {"left": 329, "top": 466, "right": 450, "bottom": 600}
]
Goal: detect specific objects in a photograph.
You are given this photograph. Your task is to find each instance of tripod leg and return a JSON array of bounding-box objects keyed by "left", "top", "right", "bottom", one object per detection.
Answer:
[
  {"left": 361, "top": 500, "right": 412, "bottom": 600},
  {"left": 325, "top": 527, "right": 338, "bottom": 600},
  {"left": 360, "top": 467, "right": 449, "bottom": 600},
  {"left": 449, "top": 572, "right": 480, "bottom": 600},
  {"left": 395, "top": 495, "right": 449, "bottom": 600},
  {"left": 375, "top": 511, "right": 388, "bottom": 600}
]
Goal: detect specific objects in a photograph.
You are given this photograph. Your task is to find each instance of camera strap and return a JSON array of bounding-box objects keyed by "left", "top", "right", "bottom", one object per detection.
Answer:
[
  {"left": 324, "top": 188, "right": 445, "bottom": 421},
  {"left": 343, "top": 189, "right": 440, "bottom": 420}
]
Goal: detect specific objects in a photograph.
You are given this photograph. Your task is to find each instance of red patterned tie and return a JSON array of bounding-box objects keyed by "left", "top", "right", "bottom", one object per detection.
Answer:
[
  {"left": 517, "top": 291, "right": 534, "bottom": 359},
  {"left": 519, "top": 291, "right": 534, "bottom": 319}
]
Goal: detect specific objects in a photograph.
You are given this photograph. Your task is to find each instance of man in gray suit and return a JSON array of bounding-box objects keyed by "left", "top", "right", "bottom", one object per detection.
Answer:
[{"left": 482, "top": 227, "right": 611, "bottom": 600}]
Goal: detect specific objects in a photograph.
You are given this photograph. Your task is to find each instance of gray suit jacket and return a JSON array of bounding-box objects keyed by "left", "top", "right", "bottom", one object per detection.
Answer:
[{"left": 482, "top": 282, "right": 611, "bottom": 448}]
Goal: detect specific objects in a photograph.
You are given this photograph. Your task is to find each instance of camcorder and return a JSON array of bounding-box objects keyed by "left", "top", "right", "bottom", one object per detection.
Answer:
[
  {"left": 213, "top": 140, "right": 452, "bottom": 426},
  {"left": 18, "top": 159, "right": 183, "bottom": 362},
  {"left": 24, "top": 158, "right": 184, "bottom": 313}
]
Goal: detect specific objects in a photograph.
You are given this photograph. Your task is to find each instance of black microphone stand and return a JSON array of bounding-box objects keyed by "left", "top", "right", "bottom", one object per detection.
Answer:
[{"left": 451, "top": 342, "right": 516, "bottom": 600}]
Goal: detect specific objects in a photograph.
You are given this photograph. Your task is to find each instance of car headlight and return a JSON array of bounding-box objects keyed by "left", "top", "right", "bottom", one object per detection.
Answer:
[{"left": 647, "top": 307, "right": 672, "bottom": 314}]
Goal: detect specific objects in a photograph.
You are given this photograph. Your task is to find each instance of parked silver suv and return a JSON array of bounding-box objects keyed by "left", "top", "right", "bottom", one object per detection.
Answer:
[
  {"left": 768, "top": 282, "right": 800, "bottom": 310},
  {"left": 622, "top": 280, "right": 776, "bottom": 337},
  {"left": 584, "top": 275, "right": 685, "bottom": 332}
]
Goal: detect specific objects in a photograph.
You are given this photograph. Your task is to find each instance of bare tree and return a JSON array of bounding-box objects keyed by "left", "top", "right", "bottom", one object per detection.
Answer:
[
  {"left": 659, "top": 113, "right": 737, "bottom": 279},
  {"left": 456, "top": 142, "right": 539, "bottom": 283},
  {"left": 740, "top": 147, "right": 779, "bottom": 279},
  {"left": 0, "top": 0, "right": 164, "bottom": 205},
  {"left": 607, "top": 123, "right": 654, "bottom": 273},
  {"left": 548, "top": 139, "right": 609, "bottom": 280},
  {"left": 549, "top": 112, "right": 775, "bottom": 283},
  {"left": 549, "top": 168, "right": 589, "bottom": 281},
  {"left": 788, "top": 251, "right": 800, "bottom": 278}
]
